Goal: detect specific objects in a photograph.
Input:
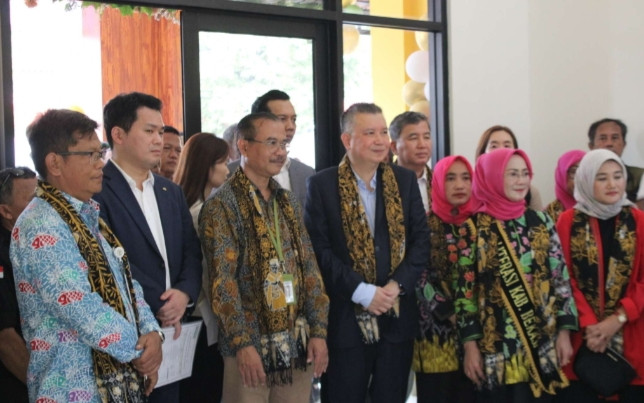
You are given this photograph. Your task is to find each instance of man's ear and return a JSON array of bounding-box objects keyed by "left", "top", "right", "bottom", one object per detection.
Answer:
[
  {"left": 45, "top": 152, "right": 62, "bottom": 177},
  {"left": 390, "top": 140, "right": 399, "bottom": 156},
  {"left": 111, "top": 127, "right": 126, "bottom": 145},
  {"left": 340, "top": 132, "right": 351, "bottom": 151},
  {"left": 0, "top": 204, "right": 12, "bottom": 223},
  {"left": 237, "top": 138, "right": 247, "bottom": 157},
  {"left": 588, "top": 141, "right": 595, "bottom": 150}
]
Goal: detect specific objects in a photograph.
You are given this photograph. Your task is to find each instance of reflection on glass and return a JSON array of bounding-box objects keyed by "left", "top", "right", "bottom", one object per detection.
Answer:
[
  {"left": 10, "top": 0, "right": 104, "bottom": 169},
  {"left": 343, "top": 24, "right": 430, "bottom": 124},
  {"left": 342, "top": 0, "right": 429, "bottom": 21},
  {"left": 199, "top": 32, "right": 316, "bottom": 168},
  {"left": 226, "top": 0, "right": 322, "bottom": 10}
]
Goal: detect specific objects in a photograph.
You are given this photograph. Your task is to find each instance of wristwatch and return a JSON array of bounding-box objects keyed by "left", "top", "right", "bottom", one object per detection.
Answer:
[
  {"left": 155, "top": 330, "right": 166, "bottom": 344},
  {"left": 616, "top": 312, "right": 627, "bottom": 324}
]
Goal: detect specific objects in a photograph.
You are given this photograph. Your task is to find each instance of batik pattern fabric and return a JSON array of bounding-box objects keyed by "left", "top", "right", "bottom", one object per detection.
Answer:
[
  {"left": 464, "top": 210, "right": 577, "bottom": 395},
  {"left": 413, "top": 214, "right": 477, "bottom": 374},
  {"left": 544, "top": 199, "right": 565, "bottom": 225},
  {"left": 567, "top": 207, "right": 635, "bottom": 352},
  {"left": 10, "top": 193, "right": 159, "bottom": 403},
  {"left": 199, "top": 169, "right": 328, "bottom": 384}
]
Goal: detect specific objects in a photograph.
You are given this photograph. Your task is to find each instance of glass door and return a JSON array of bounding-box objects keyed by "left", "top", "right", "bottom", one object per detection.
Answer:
[{"left": 182, "top": 12, "right": 338, "bottom": 169}]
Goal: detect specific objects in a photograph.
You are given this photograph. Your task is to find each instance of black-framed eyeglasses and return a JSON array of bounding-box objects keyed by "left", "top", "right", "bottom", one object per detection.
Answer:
[
  {"left": 246, "top": 138, "right": 290, "bottom": 152},
  {"left": 57, "top": 149, "right": 108, "bottom": 164},
  {"left": 0, "top": 167, "right": 36, "bottom": 194}
]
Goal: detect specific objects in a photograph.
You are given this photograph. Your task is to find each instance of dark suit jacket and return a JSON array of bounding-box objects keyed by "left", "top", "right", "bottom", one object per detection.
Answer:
[
  {"left": 228, "top": 158, "right": 315, "bottom": 208},
  {"left": 304, "top": 164, "right": 430, "bottom": 349},
  {"left": 93, "top": 160, "right": 202, "bottom": 316}
]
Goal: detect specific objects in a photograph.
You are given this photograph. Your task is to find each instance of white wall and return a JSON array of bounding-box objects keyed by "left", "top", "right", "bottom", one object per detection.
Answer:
[{"left": 449, "top": 0, "right": 644, "bottom": 203}]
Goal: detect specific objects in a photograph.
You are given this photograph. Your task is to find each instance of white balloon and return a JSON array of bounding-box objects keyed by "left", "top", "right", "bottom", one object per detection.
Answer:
[
  {"left": 424, "top": 81, "right": 430, "bottom": 100},
  {"left": 405, "top": 50, "right": 429, "bottom": 83}
]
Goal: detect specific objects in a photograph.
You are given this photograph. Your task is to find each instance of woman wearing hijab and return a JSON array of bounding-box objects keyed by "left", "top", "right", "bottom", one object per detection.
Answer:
[
  {"left": 462, "top": 148, "right": 577, "bottom": 402},
  {"left": 555, "top": 149, "right": 644, "bottom": 402},
  {"left": 474, "top": 125, "right": 543, "bottom": 211},
  {"left": 544, "top": 150, "right": 585, "bottom": 223},
  {"left": 413, "top": 156, "right": 476, "bottom": 403}
]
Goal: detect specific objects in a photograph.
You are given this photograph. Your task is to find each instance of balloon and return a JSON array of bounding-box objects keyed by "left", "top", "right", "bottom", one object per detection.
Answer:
[
  {"left": 405, "top": 50, "right": 429, "bottom": 83},
  {"left": 424, "top": 81, "right": 430, "bottom": 101},
  {"left": 343, "top": 25, "right": 360, "bottom": 55},
  {"left": 402, "top": 80, "right": 425, "bottom": 106},
  {"left": 415, "top": 31, "right": 429, "bottom": 51},
  {"left": 410, "top": 100, "right": 430, "bottom": 117}
]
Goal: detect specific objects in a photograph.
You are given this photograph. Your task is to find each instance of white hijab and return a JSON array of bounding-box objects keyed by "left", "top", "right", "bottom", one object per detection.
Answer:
[{"left": 574, "top": 149, "right": 633, "bottom": 219}]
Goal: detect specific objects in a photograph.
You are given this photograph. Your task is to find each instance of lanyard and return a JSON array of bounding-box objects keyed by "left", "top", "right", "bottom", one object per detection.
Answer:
[
  {"left": 252, "top": 187, "right": 284, "bottom": 262},
  {"left": 265, "top": 199, "right": 284, "bottom": 262}
]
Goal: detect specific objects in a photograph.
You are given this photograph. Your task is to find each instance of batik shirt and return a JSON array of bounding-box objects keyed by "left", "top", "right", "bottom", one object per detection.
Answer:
[
  {"left": 199, "top": 179, "right": 328, "bottom": 357},
  {"left": 10, "top": 194, "right": 160, "bottom": 403},
  {"left": 463, "top": 210, "right": 577, "bottom": 389},
  {"left": 413, "top": 215, "right": 477, "bottom": 374}
]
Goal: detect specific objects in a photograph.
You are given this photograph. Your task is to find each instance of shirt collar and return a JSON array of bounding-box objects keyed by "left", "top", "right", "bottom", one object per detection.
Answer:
[{"left": 111, "top": 159, "right": 155, "bottom": 188}]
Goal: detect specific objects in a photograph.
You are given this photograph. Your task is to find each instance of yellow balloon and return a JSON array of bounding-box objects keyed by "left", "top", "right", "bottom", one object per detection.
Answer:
[
  {"left": 402, "top": 80, "right": 425, "bottom": 107},
  {"left": 69, "top": 105, "right": 85, "bottom": 114},
  {"left": 410, "top": 100, "right": 430, "bottom": 117},
  {"left": 343, "top": 25, "right": 360, "bottom": 55},
  {"left": 342, "top": 0, "right": 355, "bottom": 7},
  {"left": 415, "top": 31, "right": 429, "bottom": 51}
]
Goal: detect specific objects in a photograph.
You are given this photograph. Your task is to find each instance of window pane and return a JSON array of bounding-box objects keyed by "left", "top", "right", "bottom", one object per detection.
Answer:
[
  {"left": 199, "top": 32, "right": 316, "bottom": 168},
  {"left": 343, "top": 0, "right": 429, "bottom": 21},
  {"left": 10, "top": 0, "right": 103, "bottom": 169},
  {"left": 343, "top": 24, "right": 430, "bottom": 124},
  {"left": 226, "top": 0, "right": 322, "bottom": 10}
]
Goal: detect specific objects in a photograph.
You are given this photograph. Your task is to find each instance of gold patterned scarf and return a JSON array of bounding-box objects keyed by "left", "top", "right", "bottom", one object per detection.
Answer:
[
  {"left": 228, "top": 168, "right": 309, "bottom": 386},
  {"left": 569, "top": 208, "right": 634, "bottom": 325},
  {"left": 477, "top": 211, "right": 568, "bottom": 397},
  {"left": 425, "top": 165, "right": 433, "bottom": 216},
  {"left": 338, "top": 156, "right": 406, "bottom": 343},
  {"left": 37, "top": 181, "right": 145, "bottom": 403}
]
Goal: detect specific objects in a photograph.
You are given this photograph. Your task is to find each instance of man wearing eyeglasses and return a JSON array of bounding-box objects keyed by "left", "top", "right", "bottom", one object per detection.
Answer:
[
  {"left": 10, "top": 109, "right": 163, "bottom": 402},
  {"left": 0, "top": 166, "right": 36, "bottom": 402},
  {"left": 93, "top": 93, "right": 202, "bottom": 403},
  {"left": 228, "top": 90, "right": 315, "bottom": 208},
  {"left": 199, "top": 112, "right": 329, "bottom": 403}
]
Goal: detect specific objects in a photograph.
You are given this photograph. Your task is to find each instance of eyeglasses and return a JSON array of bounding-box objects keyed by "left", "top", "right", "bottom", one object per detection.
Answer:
[
  {"left": 246, "top": 138, "right": 290, "bottom": 152},
  {"left": 58, "top": 149, "right": 108, "bottom": 164},
  {"left": 0, "top": 168, "right": 35, "bottom": 194}
]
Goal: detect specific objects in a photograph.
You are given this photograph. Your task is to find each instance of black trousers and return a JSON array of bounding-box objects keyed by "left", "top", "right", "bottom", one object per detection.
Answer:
[
  {"left": 554, "top": 381, "right": 644, "bottom": 403},
  {"left": 416, "top": 370, "right": 475, "bottom": 403},
  {"left": 475, "top": 382, "right": 554, "bottom": 403},
  {"left": 323, "top": 339, "right": 413, "bottom": 403},
  {"left": 179, "top": 318, "right": 224, "bottom": 403}
]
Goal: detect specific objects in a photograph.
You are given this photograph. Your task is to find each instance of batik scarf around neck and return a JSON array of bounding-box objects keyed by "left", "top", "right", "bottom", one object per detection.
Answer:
[
  {"left": 574, "top": 149, "right": 633, "bottom": 220},
  {"left": 338, "top": 155, "right": 406, "bottom": 344},
  {"left": 477, "top": 210, "right": 569, "bottom": 397},
  {"left": 37, "top": 181, "right": 145, "bottom": 403},
  {"left": 568, "top": 207, "right": 635, "bottom": 352},
  {"left": 473, "top": 148, "right": 533, "bottom": 221},
  {"left": 425, "top": 165, "right": 433, "bottom": 216},
  {"left": 229, "top": 168, "right": 308, "bottom": 386},
  {"left": 555, "top": 150, "right": 585, "bottom": 210},
  {"left": 431, "top": 155, "right": 474, "bottom": 225}
]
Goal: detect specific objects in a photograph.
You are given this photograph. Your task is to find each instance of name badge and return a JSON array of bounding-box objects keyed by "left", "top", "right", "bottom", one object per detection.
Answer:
[{"left": 281, "top": 274, "right": 296, "bottom": 305}]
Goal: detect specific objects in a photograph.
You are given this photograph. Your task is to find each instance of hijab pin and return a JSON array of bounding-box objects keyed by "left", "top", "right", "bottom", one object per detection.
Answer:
[
  {"left": 162, "top": 187, "right": 167, "bottom": 191},
  {"left": 450, "top": 207, "right": 459, "bottom": 216},
  {"left": 114, "top": 246, "right": 125, "bottom": 259}
]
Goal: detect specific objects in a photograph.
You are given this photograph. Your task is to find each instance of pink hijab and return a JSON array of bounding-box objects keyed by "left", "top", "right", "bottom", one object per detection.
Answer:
[
  {"left": 554, "top": 150, "right": 585, "bottom": 210},
  {"left": 431, "top": 155, "right": 475, "bottom": 224},
  {"left": 473, "top": 148, "right": 533, "bottom": 220}
]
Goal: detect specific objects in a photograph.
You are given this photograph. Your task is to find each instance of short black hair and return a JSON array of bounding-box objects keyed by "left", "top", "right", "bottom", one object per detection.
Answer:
[
  {"left": 341, "top": 103, "right": 383, "bottom": 135},
  {"left": 588, "top": 118, "right": 627, "bottom": 143},
  {"left": 251, "top": 90, "right": 290, "bottom": 114},
  {"left": 237, "top": 112, "right": 280, "bottom": 141},
  {"left": 389, "top": 111, "right": 429, "bottom": 141},
  {"left": 163, "top": 125, "right": 181, "bottom": 136},
  {"left": 103, "top": 92, "right": 162, "bottom": 147},
  {"left": 0, "top": 167, "right": 37, "bottom": 205},
  {"left": 27, "top": 109, "right": 98, "bottom": 179}
]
